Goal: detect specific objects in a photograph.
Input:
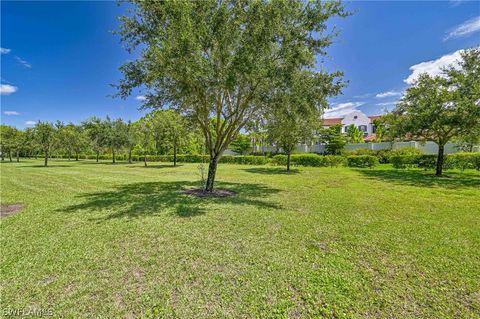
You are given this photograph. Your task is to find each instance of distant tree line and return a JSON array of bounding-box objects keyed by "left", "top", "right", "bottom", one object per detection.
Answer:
[{"left": 0, "top": 110, "right": 204, "bottom": 167}]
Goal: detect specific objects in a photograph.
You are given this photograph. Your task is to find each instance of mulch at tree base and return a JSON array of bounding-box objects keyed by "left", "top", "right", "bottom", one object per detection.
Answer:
[
  {"left": 0, "top": 203, "right": 24, "bottom": 218},
  {"left": 182, "top": 188, "right": 237, "bottom": 198}
]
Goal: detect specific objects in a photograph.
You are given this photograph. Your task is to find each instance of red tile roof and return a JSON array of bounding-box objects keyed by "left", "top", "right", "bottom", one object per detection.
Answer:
[
  {"left": 322, "top": 118, "right": 342, "bottom": 125},
  {"left": 364, "top": 134, "right": 377, "bottom": 142}
]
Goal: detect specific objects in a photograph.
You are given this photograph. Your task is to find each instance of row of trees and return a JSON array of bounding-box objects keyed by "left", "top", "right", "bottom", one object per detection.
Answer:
[{"left": 0, "top": 110, "right": 204, "bottom": 167}]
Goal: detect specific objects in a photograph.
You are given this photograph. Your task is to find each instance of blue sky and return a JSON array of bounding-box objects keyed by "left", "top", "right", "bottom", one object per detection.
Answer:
[{"left": 1, "top": 1, "right": 479, "bottom": 128}]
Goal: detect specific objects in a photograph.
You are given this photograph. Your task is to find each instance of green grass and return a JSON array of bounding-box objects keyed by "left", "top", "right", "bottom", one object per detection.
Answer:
[{"left": 1, "top": 159, "right": 479, "bottom": 318}]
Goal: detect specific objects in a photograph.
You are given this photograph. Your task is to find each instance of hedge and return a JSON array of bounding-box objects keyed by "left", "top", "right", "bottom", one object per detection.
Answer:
[
  {"left": 271, "top": 154, "right": 346, "bottom": 167},
  {"left": 391, "top": 153, "right": 480, "bottom": 170},
  {"left": 346, "top": 155, "right": 378, "bottom": 168}
]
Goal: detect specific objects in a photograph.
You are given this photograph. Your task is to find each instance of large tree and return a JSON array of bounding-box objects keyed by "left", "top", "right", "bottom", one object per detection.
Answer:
[
  {"left": 388, "top": 48, "right": 480, "bottom": 176},
  {"left": 116, "top": 0, "right": 348, "bottom": 191}
]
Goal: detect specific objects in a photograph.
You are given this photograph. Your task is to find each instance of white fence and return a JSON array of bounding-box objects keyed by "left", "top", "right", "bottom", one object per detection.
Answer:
[{"left": 253, "top": 141, "right": 478, "bottom": 155}]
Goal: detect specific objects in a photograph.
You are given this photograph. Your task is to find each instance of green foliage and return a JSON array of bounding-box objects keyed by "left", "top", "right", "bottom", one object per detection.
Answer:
[
  {"left": 115, "top": 0, "right": 349, "bottom": 189},
  {"left": 375, "top": 149, "right": 393, "bottom": 164},
  {"left": 391, "top": 153, "right": 480, "bottom": 171},
  {"left": 346, "top": 155, "right": 379, "bottom": 168},
  {"left": 346, "top": 124, "right": 365, "bottom": 143},
  {"left": 346, "top": 148, "right": 375, "bottom": 156},
  {"left": 0, "top": 124, "right": 18, "bottom": 160},
  {"left": 271, "top": 154, "right": 346, "bottom": 167},
  {"left": 387, "top": 48, "right": 480, "bottom": 175},
  {"left": 318, "top": 124, "right": 347, "bottom": 155},
  {"left": 390, "top": 146, "right": 423, "bottom": 156},
  {"left": 230, "top": 134, "right": 252, "bottom": 155}
]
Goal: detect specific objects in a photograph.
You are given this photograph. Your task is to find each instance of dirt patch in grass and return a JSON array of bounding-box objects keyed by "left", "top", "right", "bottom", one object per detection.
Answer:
[
  {"left": 182, "top": 188, "right": 237, "bottom": 198},
  {"left": 0, "top": 203, "right": 24, "bottom": 218}
]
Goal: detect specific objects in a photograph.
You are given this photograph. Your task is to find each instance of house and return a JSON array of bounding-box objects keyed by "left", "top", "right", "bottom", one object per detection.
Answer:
[{"left": 321, "top": 110, "right": 382, "bottom": 142}]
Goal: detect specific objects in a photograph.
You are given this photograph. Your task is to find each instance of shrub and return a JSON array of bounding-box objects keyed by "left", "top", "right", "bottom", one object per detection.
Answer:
[
  {"left": 445, "top": 153, "right": 480, "bottom": 171},
  {"left": 417, "top": 155, "right": 437, "bottom": 170},
  {"left": 375, "top": 149, "right": 393, "bottom": 164},
  {"left": 391, "top": 153, "right": 480, "bottom": 171},
  {"left": 219, "top": 155, "right": 268, "bottom": 165},
  {"left": 347, "top": 148, "right": 376, "bottom": 156},
  {"left": 271, "top": 154, "right": 288, "bottom": 166},
  {"left": 324, "top": 155, "right": 347, "bottom": 167},
  {"left": 291, "top": 154, "right": 326, "bottom": 167},
  {"left": 390, "top": 147, "right": 423, "bottom": 156},
  {"left": 346, "top": 155, "right": 378, "bottom": 168}
]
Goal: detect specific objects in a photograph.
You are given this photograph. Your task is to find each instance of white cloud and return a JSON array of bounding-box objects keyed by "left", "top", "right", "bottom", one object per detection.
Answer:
[
  {"left": 136, "top": 95, "right": 146, "bottom": 101},
  {"left": 0, "top": 48, "right": 11, "bottom": 54},
  {"left": 444, "top": 16, "right": 480, "bottom": 40},
  {"left": 404, "top": 49, "right": 464, "bottom": 85},
  {"left": 353, "top": 93, "right": 372, "bottom": 99},
  {"left": 25, "top": 121, "right": 36, "bottom": 126},
  {"left": 375, "top": 91, "right": 402, "bottom": 98},
  {"left": 324, "top": 102, "right": 365, "bottom": 118},
  {"left": 0, "top": 84, "right": 18, "bottom": 95},
  {"left": 376, "top": 101, "right": 398, "bottom": 106},
  {"left": 3, "top": 111, "right": 20, "bottom": 116},
  {"left": 15, "top": 56, "right": 31, "bottom": 68}
]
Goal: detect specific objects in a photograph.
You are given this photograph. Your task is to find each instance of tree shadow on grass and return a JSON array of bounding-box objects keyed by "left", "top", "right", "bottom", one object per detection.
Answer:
[
  {"left": 357, "top": 169, "right": 480, "bottom": 190},
  {"left": 241, "top": 167, "right": 300, "bottom": 175},
  {"left": 60, "top": 181, "right": 282, "bottom": 220}
]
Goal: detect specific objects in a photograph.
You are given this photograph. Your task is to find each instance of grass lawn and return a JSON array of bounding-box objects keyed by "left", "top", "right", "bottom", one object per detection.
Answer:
[{"left": 1, "top": 159, "right": 479, "bottom": 318}]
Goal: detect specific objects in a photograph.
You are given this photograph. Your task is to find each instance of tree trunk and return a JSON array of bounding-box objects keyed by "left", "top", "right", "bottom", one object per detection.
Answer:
[
  {"left": 44, "top": 150, "right": 48, "bottom": 167},
  {"left": 96, "top": 150, "right": 99, "bottom": 162},
  {"left": 75, "top": 152, "right": 79, "bottom": 161},
  {"left": 287, "top": 152, "right": 291, "bottom": 172},
  {"left": 173, "top": 144, "right": 177, "bottom": 167},
  {"left": 9, "top": 151, "right": 12, "bottom": 162},
  {"left": 1, "top": 151, "right": 4, "bottom": 161},
  {"left": 436, "top": 143, "right": 445, "bottom": 176},
  {"left": 35, "top": 152, "right": 38, "bottom": 159},
  {"left": 112, "top": 148, "right": 116, "bottom": 164},
  {"left": 205, "top": 155, "right": 219, "bottom": 192},
  {"left": 16, "top": 151, "right": 19, "bottom": 162},
  {"left": 144, "top": 154, "right": 147, "bottom": 167},
  {"left": 128, "top": 146, "right": 132, "bottom": 164}
]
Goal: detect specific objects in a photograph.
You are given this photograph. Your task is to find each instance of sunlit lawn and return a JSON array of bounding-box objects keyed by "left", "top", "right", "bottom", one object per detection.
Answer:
[{"left": 1, "top": 159, "right": 479, "bottom": 318}]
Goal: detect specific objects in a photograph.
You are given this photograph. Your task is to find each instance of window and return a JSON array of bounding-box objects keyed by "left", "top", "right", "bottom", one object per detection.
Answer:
[
  {"left": 372, "top": 124, "right": 376, "bottom": 133},
  {"left": 353, "top": 115, "right": 358, "bottom": 119},
  {"left": 359, "top": 125, "right": 367, "bottom": 132},
  {"left": 344, "top": 126, "right": 349, "bottom": 133}
]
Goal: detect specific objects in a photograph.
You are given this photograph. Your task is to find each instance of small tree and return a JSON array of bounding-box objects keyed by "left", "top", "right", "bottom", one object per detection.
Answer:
[
  {"left": 134, "top": 118, "right": 154, "bottom": 167},
  {"left": 372, "top": 119, "right": 386, "bottom": 142},
  {"left": 149, "top": 110, "right": 189, "bottom": 167},
  {"left": 388, "top": 48, "right": 480, "bottom": 176},
  {"left": 319, "top": 124, "right": 347, "bottom": 155},
  {"left": 230, "top": 134, "right": 251, "bottom": 155},
  {"left": 266, "top": 71, "right": 343, "bottom": 171},
  {"left": 83, "top": 117, "right": 105, "bottom": 162},
  {"left": 34, "top": 121, "right": 57, "bottom": 167},
  {"left": 346, "top": 124, "right": 365, "bottom": 143},
  {"left": 101, "top": 117, "right": 128, "bottom": 164},
  {"left": 116, "top": 0, "right": 348, "bottom": 191},
  {"left": 0, "top": 124, "right": 17, "bottom": 162}
]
